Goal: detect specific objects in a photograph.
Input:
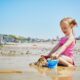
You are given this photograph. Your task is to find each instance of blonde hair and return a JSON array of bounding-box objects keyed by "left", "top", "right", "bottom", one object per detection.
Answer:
[
  {"left": 60, "top": 17, "right": 77, "bottom": 28},
  {"left": 60, "top": 17, "right": 77, "bottom": 35}
]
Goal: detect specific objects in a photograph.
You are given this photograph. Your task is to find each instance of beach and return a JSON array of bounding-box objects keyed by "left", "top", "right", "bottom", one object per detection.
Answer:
[{"left": 0, "top": 41, "right": 80, "bottom": 80}]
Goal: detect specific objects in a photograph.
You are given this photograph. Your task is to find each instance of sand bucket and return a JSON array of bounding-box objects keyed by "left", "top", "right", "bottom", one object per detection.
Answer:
[{"left": 47, "top": 59, "right": 59, "bottom": 69}]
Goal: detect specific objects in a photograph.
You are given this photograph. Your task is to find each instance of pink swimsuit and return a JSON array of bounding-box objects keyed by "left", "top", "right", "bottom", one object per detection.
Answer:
[
  {"left": 42, "top": 36, "right": 76, "bottom": 65},
  {"left": 59, "top": 36, "right": 76, "bottom": 59}
]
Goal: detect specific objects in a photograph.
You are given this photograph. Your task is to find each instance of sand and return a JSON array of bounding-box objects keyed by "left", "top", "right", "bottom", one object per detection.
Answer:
[
  {"left": 0, "top": 55, "right": 80, "bottom": 80},
  {"left": 0, "top": 41, "right": 80, "bottom": 80}
]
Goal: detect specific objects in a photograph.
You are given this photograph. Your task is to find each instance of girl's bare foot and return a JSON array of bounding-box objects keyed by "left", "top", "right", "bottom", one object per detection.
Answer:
[
  {"left": 68, "top": 64, "right": 76, "bottom": 70},
  {"left": 68, "top": 64, "right": 73, "bottom": 67}
]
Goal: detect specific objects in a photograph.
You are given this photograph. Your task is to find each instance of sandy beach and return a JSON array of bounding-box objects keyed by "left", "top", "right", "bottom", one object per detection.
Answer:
[{"left": 0, "top": 41, "right": 80, "bottom": 80}]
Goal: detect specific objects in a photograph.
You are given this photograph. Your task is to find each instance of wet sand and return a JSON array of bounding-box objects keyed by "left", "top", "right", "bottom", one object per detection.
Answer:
[
  {"left": 0, "top": 41, "right": 80, "bottom": 80},
  {"left": 0, "top": 55, "right": 80, "bottom": 80}
]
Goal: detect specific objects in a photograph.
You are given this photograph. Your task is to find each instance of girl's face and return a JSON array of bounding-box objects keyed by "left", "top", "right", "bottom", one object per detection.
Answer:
[{"left": 60, "top": 22, "right": 72, "bottom": 36}]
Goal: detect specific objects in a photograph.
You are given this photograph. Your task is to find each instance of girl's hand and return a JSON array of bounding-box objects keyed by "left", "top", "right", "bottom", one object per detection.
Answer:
[
  {"left": 50, "top": 53, "right": 59, "bottom": 59},
  {"left": 55, "top": 54, "right": 60, "bottom": 59}
]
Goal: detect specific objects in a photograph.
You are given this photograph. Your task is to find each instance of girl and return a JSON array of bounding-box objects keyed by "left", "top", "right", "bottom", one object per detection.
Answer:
[{"left": 41, "top": 17, "right": 77, "bottom": 67}]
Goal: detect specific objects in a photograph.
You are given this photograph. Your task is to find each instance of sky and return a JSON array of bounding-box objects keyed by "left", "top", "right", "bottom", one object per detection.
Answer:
[{"left": 0, "top": 0, "right": 80, "bottom": 39}]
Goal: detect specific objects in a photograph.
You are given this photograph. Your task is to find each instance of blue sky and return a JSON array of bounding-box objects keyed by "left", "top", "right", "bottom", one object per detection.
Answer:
[{"left": 0, "top": 0, "right": 80, "bottom": 39}]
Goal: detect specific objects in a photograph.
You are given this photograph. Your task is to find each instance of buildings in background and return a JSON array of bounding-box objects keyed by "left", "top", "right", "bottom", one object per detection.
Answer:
[{"left": 0, "top": 34, "right": 80, "bottom": 45}]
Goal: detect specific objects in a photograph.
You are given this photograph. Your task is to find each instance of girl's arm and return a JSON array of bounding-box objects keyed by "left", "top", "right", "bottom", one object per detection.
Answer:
[
  {"left": 48, "top": 42, "right": 61, "bottom": 56},
  {"left": 54, "top": 36, "right": 74, "bottom": 56}
]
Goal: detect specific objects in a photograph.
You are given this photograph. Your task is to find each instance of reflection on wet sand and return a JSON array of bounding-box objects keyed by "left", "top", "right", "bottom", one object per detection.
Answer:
[
  {"left": 30, "top": 64, "right": 75, "bottom": 80},
  {"left": 0, "top": 60, "right": 79, "bottom": 80}
]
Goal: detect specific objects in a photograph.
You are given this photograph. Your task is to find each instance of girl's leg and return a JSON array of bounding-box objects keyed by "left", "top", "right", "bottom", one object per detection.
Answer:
[{"left": 58, "top": 55, "right": 74, "bottom": 67}]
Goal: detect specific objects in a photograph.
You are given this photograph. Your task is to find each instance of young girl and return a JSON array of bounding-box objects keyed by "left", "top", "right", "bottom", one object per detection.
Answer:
[{"left": 41, "top": 17, "right": 77, "bottom": 67}]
